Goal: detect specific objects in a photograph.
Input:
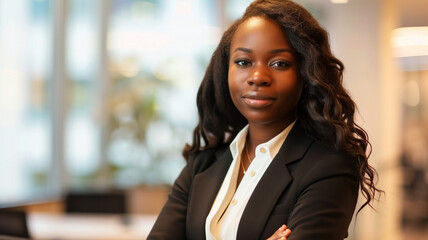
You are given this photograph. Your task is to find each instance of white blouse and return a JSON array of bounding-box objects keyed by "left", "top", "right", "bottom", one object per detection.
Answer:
[{"left": 205, "top": 121, "right": 296, "bottom": 240}]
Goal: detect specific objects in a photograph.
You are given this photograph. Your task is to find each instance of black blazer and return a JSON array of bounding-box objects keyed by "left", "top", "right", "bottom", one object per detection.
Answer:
[{"left": 148, "top": 123, "right": 359, "bottom": 240}]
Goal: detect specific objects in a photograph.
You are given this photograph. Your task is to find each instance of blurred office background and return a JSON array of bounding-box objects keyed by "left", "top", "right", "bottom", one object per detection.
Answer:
[{"left": 0, "top": 0, "right": 427, "bottom": 239}]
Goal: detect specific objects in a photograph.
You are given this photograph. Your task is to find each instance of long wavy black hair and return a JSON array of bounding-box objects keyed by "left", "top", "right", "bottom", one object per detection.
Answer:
[{"left": 183, "top": 0, "right": 381, "bottom": 212}]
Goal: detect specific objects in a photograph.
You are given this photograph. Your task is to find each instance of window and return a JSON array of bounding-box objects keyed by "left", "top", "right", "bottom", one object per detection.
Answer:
[
  {"left": 0, "top": 0, "right": 53, "bottom": 204},
  {"left": 0, "top": 0, "right": 269, "bottom": 205},
  {"left": 65, "top": 0, "right": 102, "bottom": 187},
  {"left": 105, "top": 0, "right": 221, "bottom": 186}
]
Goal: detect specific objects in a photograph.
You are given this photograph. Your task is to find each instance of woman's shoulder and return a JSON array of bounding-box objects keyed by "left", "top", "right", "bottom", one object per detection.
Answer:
[
  {"left": 302, "top": 139, "right": 359, "bottom": 178},
  {"left": 186, "top": 143, "right": 230, "bottom": 175},
  {"left": 290, "top": 123, "right": 353, "bottom": 164}
]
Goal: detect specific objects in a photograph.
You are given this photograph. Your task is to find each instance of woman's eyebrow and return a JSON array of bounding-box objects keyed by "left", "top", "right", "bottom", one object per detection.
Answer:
[
  {"left": 233, "top": 47, "right": 252, "bottom": 53},
  {"left": 269, "top": 48, "right": 294, "bottom": 54},
  {"left": 232, "top": 47, "right": 294, "bottom": 54}
]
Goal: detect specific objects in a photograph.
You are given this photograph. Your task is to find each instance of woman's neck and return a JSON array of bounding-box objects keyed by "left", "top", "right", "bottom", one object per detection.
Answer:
[{"left": 246, "top": 118, "right": 295, "bottom": 150}]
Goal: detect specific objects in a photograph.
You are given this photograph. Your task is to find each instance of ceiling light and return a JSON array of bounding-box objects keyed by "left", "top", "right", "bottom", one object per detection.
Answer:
[
  {"left": 330, "top": 0, "right": 348, "bottom": 3},
  {"left": 392, "top": 26, "right": 428, "bottom": 57}
]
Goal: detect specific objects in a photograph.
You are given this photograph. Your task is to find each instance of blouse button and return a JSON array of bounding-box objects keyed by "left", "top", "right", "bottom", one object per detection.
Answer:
[
  {"left": 231, "top": 199, "right": 237, "bottom": 206},
  {"left": 249, "top": 170, "right": 255, "bottom": 177},
  {"left": 260, "top": 147, "right": 266, "bottom": 153}
]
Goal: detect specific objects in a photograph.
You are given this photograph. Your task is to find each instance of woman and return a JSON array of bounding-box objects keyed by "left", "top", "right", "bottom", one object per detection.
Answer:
[{"left": 148, "top": 0, "right": 380, "bottom": 239}]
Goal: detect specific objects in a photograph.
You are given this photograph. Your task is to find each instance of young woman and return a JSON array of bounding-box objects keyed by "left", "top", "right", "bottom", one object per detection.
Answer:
[{"left": 148, "top": 0, "right": 380, "bottom": 239}]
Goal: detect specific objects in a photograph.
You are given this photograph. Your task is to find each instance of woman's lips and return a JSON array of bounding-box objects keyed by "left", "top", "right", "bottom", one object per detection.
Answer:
[{"left": 242, "top": 92, "right": 275, "bottom": 108}]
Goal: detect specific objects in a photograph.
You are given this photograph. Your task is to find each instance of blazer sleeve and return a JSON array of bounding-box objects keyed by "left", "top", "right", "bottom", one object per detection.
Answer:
[
  {"left": 287, "top": 147, "right": 359, "bottom": 240},
  {"left": 147, "top": 157, "right": 195, "bottom": 240}
]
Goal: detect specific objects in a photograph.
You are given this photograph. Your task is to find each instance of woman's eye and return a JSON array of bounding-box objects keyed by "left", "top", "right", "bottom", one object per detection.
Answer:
[
  {"left": 234, "top": 59, "right": 251, "bottom": 67},
  {"left": 271, "top": 61, "right": 291, "bottom": 69}
]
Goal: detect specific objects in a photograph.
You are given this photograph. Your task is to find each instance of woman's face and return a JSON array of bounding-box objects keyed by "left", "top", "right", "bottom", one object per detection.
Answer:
[{"left": 228, "top": 16, "right": 302, "bottom": 128}]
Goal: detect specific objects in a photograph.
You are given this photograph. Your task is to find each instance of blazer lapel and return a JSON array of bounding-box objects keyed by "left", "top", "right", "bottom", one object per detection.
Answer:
[
  {"left": 187, "top": 147, "right": 233, "bottom": 239},
  {"left": 237, "top": 123, "right": 314, "bottom": 239}
]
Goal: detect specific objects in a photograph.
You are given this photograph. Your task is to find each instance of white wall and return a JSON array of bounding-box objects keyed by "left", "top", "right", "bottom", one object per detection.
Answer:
[{"left": 320, "top": 0, "right": 403, "bottom": 239}]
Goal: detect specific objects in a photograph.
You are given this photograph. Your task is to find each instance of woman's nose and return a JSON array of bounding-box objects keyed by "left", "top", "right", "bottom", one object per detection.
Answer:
[{"left": 247, "top": 64, "right": 271, "bottom": 86}]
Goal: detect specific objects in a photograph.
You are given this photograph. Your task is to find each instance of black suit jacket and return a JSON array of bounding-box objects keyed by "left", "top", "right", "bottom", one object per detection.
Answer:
[{"left": 148, "top": 123, "right": 359, "bottom": 240}]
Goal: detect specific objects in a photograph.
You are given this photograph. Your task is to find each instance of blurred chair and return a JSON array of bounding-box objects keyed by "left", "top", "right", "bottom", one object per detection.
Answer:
[
  {"left": 65, "top": 191, "right": 127, "bottom": 214},
  {"left": 0, "top": 210, "right": 31, "bottom": 239}
]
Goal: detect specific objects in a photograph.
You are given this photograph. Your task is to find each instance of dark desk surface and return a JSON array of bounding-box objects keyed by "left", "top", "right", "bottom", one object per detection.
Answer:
[{"left": 0, "top": 235, "right": 31, "bottom": 240}]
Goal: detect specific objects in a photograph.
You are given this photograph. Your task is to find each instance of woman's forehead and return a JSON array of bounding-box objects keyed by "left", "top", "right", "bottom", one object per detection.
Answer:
[{"left": 230, "top": 16, "right": 292, "bottom": 52}]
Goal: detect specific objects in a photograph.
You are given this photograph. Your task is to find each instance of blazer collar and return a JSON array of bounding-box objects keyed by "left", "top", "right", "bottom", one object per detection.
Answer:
[
  {"left": 237, "top": 122, "right": 314, "bottom": 239},
  {"left": 187, "top": 147, "right": 233, "bottom": 239}
]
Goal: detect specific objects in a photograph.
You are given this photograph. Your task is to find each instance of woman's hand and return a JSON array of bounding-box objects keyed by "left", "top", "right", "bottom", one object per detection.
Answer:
[{"left": 266, "top": 224, "right": 291, "bottom": 240}]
